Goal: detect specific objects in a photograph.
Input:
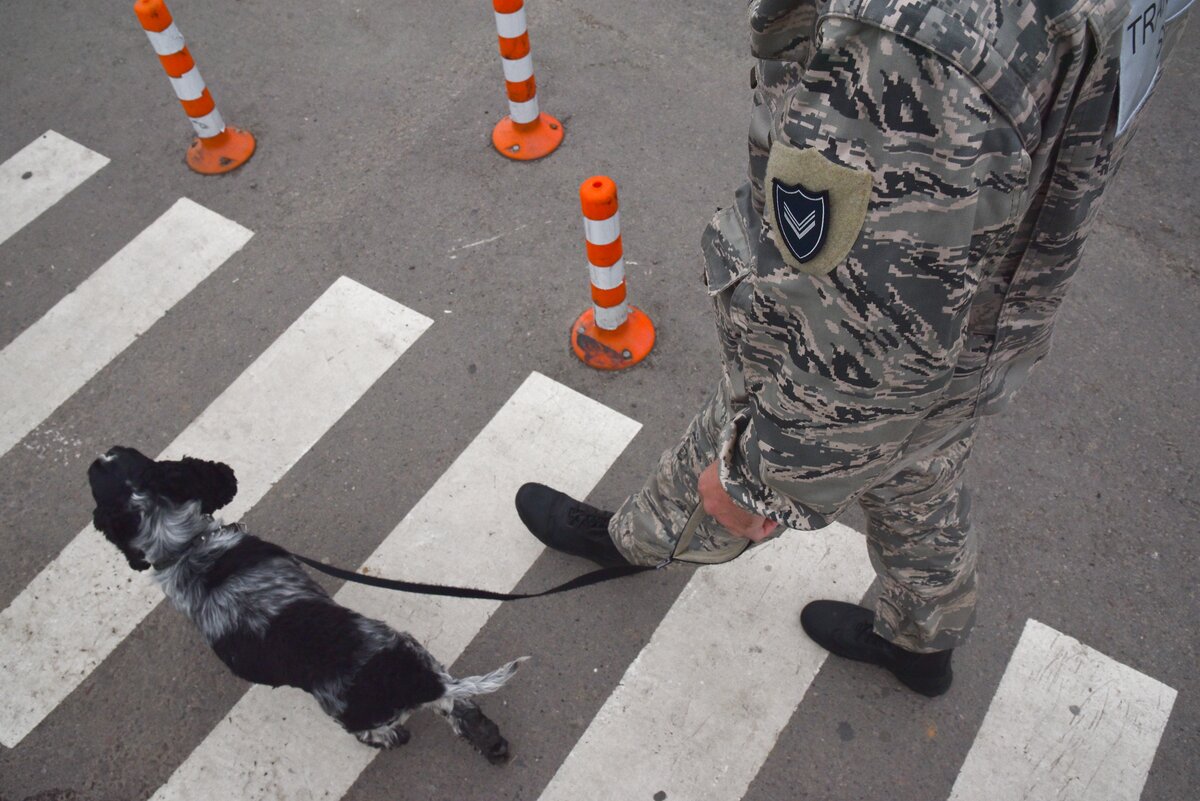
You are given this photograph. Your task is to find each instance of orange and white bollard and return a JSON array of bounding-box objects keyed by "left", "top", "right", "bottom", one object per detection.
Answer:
[
  {"left": 490, "top": 0, "right": 563, "bottom": 161},
  {"left": 134, "top": 0, "right": 255, "bottom": 175},
  {"left": 571, "top": 176, "right": 655, "bottom": 370}
]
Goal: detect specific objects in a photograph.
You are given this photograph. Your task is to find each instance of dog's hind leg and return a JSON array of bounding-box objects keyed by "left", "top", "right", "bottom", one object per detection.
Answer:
[
  {"left": 352, "top": 712, "right": 413, "bottom": 749},
  {"left": 433, "top": 697, "right": 509, "bottom": 764}
]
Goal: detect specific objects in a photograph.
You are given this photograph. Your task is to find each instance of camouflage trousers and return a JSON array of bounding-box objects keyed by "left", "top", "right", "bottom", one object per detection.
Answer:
[{"left": 608, "top": 376, "right": 979, "bottom": 653}]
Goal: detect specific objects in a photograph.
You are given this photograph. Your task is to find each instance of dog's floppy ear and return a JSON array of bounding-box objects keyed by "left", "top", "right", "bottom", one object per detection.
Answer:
[
  {"left": 144, "top": 456, "right": 238, "bottom": 514},
  {"left": 92, "top": 506, "right": 151, "bottom": 571},
  {"left": 190, "top": 457, "right": 237, "bottom": 513}
]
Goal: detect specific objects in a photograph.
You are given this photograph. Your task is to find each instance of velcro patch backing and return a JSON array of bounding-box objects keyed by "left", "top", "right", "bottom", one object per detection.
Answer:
[{"left": 765, "top": 144, "right": 872, "bottom": 276}]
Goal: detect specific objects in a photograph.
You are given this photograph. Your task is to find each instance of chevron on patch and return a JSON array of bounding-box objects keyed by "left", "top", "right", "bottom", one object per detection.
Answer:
[{"left": 772, "top": 178, "right": 829, "bottom": 264}]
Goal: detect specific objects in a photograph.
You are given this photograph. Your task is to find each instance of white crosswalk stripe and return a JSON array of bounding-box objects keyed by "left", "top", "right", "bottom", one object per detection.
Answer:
[
  {"left": 947, "top": 619, "right": 1177, "bottom": 801},
  {"left": 0, "top": 276, "right": 432, "bottom": 748},
  {"left": 539, "top": 523, "right": 875, "bottom": 801},
  {"left": 0, "top": 130, "right": 109, "bottom": 247},
  {"left": 149, "top": 371, "right": 641, "bottom": 801},
  {"left": 0, "top": 197, "right": 253, "bottom": 458}
]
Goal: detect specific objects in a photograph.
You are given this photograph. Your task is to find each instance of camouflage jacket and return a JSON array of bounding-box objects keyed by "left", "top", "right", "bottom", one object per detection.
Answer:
[{"left": 709, "top": 0, "right": 1192, "bottom": 529}]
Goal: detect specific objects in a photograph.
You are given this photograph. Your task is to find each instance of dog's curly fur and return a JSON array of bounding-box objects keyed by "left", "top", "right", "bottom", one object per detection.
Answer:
[{"left": 87, "top": 446, "right": 525, "bottom": 762}]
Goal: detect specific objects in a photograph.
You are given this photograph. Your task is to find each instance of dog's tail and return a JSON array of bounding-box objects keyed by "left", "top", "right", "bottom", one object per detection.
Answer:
[{"left": 443, "top": 656, "right": 530, "bottom": 701}]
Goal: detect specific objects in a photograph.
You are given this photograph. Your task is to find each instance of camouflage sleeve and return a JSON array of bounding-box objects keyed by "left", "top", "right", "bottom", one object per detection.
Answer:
[
  {"left": 718, "top": 17, "right": 1027, "bottom": 530},
  {"left": 748, "top": 0, "right": 821, "bottom": 64}
]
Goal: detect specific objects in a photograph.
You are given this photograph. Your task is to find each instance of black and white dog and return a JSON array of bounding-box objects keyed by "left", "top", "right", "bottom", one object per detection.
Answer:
[{"left": 87, "top": 445, "right": 525, "bottom": 762}]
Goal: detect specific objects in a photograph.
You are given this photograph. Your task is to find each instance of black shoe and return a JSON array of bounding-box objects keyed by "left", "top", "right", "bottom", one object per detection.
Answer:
[
  {"left": 515, "top": 483, "right": 628, "bottom": 567},
  {"left": 800, "top": 600, "right": 953, "bottom": 697}
]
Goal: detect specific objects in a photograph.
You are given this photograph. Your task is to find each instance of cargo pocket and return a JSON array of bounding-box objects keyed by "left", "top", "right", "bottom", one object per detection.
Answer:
[{"left": 702, "top": 247, "right": 753, "bottom": 404}]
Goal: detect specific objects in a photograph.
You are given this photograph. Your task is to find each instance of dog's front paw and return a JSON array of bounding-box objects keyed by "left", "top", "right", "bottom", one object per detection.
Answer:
[{"left": 390, "top": 724, "right": 412, "bottom": 748}]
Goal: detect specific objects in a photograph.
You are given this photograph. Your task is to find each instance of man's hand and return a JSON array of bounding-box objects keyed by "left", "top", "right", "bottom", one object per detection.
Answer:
[{"left": 697, "top": 461, "right": 780, "bottom": 542}]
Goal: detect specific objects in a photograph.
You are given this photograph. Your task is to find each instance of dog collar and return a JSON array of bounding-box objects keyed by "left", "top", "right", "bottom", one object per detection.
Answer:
[{"left": 151, "top": 531, "right": 212, "bottom": 572}]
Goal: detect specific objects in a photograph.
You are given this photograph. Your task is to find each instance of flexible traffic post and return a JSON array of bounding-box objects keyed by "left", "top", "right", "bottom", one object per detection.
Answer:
[
  {"left": 490, "top": 0, "right": 563, "bottom": 161},
  {"left": 134, "top": 0, "right": 255, "bottom": 175},
  {"left": 571, "top": 176, "right": 655, "bottom": 370}
]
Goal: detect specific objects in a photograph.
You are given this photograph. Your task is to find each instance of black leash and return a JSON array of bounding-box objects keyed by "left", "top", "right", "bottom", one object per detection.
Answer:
[
  {"left": 291, "top": 503, "right": 742, "bottom": 601},
  {"left": 293, "top": 554, "right": 660, "bottom": 601}
]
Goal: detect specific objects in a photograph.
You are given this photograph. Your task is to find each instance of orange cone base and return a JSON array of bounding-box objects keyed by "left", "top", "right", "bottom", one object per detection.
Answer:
[
  {"left": 187, "top": 126, "right": 256, "bottom": 175},
  {"left": 571, "top": 306, "right": 656, "bottom": 370},
  {"left": 492, "top": 113, "right": 563, "bottom": 161}
]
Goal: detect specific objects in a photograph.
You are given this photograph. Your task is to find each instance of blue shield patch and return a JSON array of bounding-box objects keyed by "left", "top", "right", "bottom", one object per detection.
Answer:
[{"left": 772, "top": 179, "right": 829, "bottom": 264}]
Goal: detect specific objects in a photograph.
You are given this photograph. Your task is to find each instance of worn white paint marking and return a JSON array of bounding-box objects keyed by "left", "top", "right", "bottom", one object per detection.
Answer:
[
  {"left": 0, "top": 130, "right": 109, "bottom": 246},
  {"left": 539, "top": 523, "right": 875, "bottom": 801},
  {"left": 451, "top": 224, "right": 528, "bottom": 252},
  {"left": 150, "top": 372, "right": 641, "bottom": 801},
  {"left": 0, "top": 277, "right": 432, "bottom": 748},
  {"left": 947, "top": 619, "right": 1176, "bottom": 801},
  {"left": 0, "top": 198, "right": 253, "bottom": 459}
]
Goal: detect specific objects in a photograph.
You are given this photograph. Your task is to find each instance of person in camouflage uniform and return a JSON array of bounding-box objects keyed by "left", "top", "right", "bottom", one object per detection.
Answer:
[{"left": 518, "top": 0, "right": 1191, "bottom": 696}]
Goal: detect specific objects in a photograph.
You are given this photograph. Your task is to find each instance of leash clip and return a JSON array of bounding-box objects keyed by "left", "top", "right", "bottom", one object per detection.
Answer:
[{"left": 654, "top": 557, "right": 673, "bottom": 570}]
